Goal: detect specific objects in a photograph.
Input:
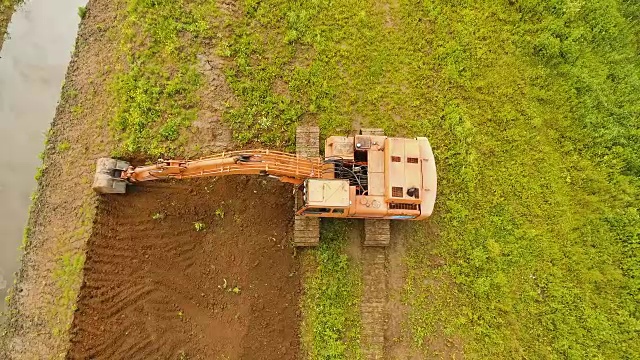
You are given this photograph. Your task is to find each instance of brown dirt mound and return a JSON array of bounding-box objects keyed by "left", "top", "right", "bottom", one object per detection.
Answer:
[{"left": 68, "top": 176, "right": 301, "bottom": 360}]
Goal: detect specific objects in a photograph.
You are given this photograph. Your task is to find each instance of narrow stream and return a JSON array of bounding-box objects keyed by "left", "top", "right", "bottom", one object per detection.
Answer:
[{"left": 0, "top": 0, "right": 86, "bottom": 309}]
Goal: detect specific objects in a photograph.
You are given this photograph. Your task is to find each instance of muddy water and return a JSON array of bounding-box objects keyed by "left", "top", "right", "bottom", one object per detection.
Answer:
[{"left": 0, "top": 0, "right": 86, "bottom": 309}]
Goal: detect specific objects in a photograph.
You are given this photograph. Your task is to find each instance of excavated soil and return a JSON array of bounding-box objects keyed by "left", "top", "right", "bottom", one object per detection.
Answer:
[{"left": 68, "top": 177, "right": 300, "bottom": 360}]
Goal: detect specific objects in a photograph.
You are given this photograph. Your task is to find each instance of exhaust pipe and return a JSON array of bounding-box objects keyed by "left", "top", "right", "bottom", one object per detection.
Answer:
[{"left": 92, "top": 158, "right": 131, "bottom": 194}]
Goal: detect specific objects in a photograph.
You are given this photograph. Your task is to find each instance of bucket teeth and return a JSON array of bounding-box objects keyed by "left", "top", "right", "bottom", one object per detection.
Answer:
[{"left": 92, "top": 157, "right": 130, "bottom": 194}]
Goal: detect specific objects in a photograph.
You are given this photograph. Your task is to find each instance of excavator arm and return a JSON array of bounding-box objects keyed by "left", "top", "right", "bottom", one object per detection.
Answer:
[{"left": 93, "top": 150, "right": 327, "bottom": 194}]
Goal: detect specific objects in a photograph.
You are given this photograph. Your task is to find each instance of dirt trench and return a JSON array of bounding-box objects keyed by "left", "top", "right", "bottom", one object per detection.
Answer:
[{"left": 68, "top": 177, "right": 301, "bottom": 360}]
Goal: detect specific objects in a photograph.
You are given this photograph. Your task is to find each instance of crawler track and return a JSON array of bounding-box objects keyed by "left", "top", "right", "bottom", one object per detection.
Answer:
[{"left": 361, "top": 248, "right": 388, "bottom": 359}]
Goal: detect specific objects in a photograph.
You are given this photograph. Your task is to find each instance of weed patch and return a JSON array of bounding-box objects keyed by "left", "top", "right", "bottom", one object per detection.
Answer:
[
  {"left": 110, "top": 0, "right": 218, "bottom": 157},
  {"left": 56, "top": 141, "right": 71, "bottom": 152},
  {"left": 193, "top": 221, "right": 206, "bottom": 232},
  {"left": 50, "top": 251, "right": 85, "bottom": 338},
  {"left": 77, "top": 6, "right": 86, "bottom": 20}
]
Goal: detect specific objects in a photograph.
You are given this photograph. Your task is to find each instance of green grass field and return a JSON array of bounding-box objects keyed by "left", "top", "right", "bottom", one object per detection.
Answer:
[
  {"left": 301, "top": 221, "right": 362, "bottom": 359},
  {"left": 111, "top": 0, "right": 640, "bottom": 358}
]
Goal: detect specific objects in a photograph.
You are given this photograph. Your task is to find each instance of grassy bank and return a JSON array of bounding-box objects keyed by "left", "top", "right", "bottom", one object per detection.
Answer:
[
  {"left": 2, "top": 0, "right": 123, "bottom": 357},
  {"left": 106, "top": 0, "right": 640, "bottom": 358},
  {"left": 0, "top": 0, "right": 21, "bottom": 48},
  {"left": 109, "top": 0, "right": 219, "bottom": 157}
]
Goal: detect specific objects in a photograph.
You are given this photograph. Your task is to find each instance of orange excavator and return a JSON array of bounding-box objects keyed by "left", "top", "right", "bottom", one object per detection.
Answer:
[{"left": 92, "top": 127, "right": 437, "bottom": 246}]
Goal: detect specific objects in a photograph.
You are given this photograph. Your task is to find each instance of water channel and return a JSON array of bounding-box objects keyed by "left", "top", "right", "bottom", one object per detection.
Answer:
[{"left": 0, "top": 0, "right": 86, "bottom": 309}]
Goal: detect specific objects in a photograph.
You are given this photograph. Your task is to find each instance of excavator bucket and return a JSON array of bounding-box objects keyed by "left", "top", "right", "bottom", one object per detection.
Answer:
[{"left": 92, "top": 158, "right": 130, "bottom": 194}]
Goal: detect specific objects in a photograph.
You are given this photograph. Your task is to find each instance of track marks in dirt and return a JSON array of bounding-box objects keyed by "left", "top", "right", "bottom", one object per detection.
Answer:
[
  {"left": 361, "top": 248, "right": 388, "bottom": 359},
  {"left": 353, "top": 222, "right": 427, "bottom": 360},
  {"left": 385, "top": 224, "right": 426, "bottom": 359},
  {"left": 346, "top": 224, "right": 390, "bottom": 360},
  {"left": 69, "top": 177, "right": 300, "bottom": 360}
]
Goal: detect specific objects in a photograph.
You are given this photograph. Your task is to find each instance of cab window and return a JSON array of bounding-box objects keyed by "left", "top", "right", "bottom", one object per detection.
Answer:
[{"left": 302, "top": 207, "right": 332, "bottom": 214}]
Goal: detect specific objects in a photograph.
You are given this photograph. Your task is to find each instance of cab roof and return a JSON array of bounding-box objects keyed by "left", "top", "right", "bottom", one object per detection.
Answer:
[{"left": 306, "top": 179, "right": 350, "bottom": 207}]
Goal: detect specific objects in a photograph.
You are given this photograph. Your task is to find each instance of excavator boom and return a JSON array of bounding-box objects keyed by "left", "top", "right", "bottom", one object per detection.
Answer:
[
  {"left": 92, "top": 150, "right": 327, "bottom": 194},
  {"left": 125, "top": 150, "right": 326, "bottom": 183}
]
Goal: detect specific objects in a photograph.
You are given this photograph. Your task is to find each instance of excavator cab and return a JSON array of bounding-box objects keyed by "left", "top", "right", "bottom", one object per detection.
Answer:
[{"left": 296, "top": 178, "right": 350, "bottom": 217}]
